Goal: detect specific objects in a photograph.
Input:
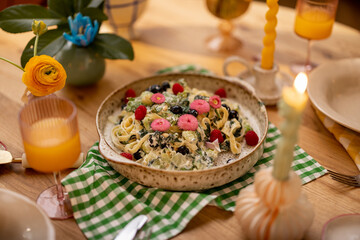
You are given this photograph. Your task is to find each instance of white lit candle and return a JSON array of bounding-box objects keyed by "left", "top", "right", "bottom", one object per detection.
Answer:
[{"left": 272, "top": 72, "right": 308, "bottom": 181}]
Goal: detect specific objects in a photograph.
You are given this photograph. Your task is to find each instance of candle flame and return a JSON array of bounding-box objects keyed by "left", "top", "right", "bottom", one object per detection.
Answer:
[{"left": 294, "top": 72, "right": 308, "bottom": 94}]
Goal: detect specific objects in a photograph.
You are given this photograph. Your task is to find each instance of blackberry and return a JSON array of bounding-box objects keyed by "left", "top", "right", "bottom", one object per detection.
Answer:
[
  {"left": 188, "top": 109, "right": 198, "bottom": 117},
  {"left": 170, "top": 105, "right": 183, "bottom": 114},
  {"left": 133, "top": 150, "right": 143, "bottom": 160},
  {"left": 228, "top": 110, "right": 239, "bottom": 120},
  {"left": 149, "top": 84, "right": 161, "bottom": 93},
  {"left": 222, "top": 104, "right": 230, "bottom": 112},
  {"left": 177, "top": 146, "right": 190, "bottom": 155},
  {"left": 161, "top": 82, "right": 170, "bottom": 92}
]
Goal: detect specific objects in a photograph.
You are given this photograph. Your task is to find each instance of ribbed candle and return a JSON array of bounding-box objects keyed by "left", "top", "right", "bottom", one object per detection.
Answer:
[{"left": 261, "top": 0, "right": 279, "bottom": 70}]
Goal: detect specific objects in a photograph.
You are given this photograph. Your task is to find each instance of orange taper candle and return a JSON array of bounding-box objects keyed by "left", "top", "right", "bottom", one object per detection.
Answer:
[{"left": 261, "top": 0, "right": 279, "bottom": 70}]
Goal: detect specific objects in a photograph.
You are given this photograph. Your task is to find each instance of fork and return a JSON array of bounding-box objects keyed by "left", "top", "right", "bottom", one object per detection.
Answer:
[{"left": 327, "top": 169, "right": 360, "bottom": 187}]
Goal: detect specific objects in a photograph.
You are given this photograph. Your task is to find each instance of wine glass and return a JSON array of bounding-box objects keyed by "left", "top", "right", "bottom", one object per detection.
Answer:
[
  {"left": 291, "top": 0, "right": 338, "bottom": 74},
  {"left": 205, "top": 0, "right": 252, "bottom": 52},
  {"left": 19, "top": 96, "right": 81, "bottom": 220}
]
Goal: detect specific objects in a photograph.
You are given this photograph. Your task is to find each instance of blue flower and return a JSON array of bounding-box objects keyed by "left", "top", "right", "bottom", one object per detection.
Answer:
[{"left": 63, "top": 13, "right": 99, "bottom": 47}]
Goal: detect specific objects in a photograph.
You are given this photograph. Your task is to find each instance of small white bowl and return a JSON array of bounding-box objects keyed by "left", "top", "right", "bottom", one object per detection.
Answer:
[
  {"left": 322, "top": 214, "right": 360, "bottom": 240},
  {"left": 0, "top": 188, "right": 55, "bottom": 240}
]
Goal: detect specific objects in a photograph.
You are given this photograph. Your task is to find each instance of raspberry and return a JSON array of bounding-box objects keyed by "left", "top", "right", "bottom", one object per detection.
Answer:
[
  {"left": 209, "top": 95, "right": 221, "bottom": 109},
  {"left": 177, "top": 114, "right": 198, "bottom": 131},
  {"left": 172, "top": 83, "right": 184, "bottom": 95},
  {"left": 151, "top": 118, "right": 171, "bottom": 132},
  {"left": 190, "top": 99, "right": 210, "bottom": 115},
  {"left": 215, "top": 88, "right": 227, "bottom": 98},
  {"left": 135, "top": 105, "right": 147, "bottom": 121},
  {"left": 120, "top": 152, "right": 133, "bottom": 160},
  {"left": 210, "top": 129, "right": 224, "bottom": 143},
  {"left": 150, "top": 93, "right": 165, "bottom": 104},
  {"left": 124, "top": 89, "right": 136, "bottom": 103},
  {"left": 245, "top": 130, "right": 259, "bottom": 146}
]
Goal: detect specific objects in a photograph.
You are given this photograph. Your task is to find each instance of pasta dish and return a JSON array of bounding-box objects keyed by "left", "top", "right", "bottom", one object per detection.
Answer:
[{"left": 107, "top": 79, "right": 258, "bottom": 170}]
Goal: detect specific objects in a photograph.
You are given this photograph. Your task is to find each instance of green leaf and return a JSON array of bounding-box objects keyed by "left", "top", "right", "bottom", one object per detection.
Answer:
[
  {"left": 0, "top": 4, "right": 66, "bottom": 33},
  {"left": 48, "top": 0, "right": 75, "bottom": 17},
  {"left": 80, "top": 8, "right": 108, "bottom": 22},
  {"left": 92, "top": 34, "right": 134, "bottom": 60},
  {"left": 74, "top": 0, "right": 92, "bottom": 13},
  {"left": 21, "top": 29, "right": 67, "bottom": 67},
  {"left": 87, "top": 0, "right": 104, "bottom": 8}
]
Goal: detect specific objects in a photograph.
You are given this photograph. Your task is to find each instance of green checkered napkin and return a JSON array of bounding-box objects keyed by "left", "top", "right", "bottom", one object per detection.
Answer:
[{"left": 62, "top": 122, "right": 326, "bottom": 240}]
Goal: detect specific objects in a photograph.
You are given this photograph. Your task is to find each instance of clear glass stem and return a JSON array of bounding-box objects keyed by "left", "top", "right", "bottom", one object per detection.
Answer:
[
  {"left": 53, "top": 171, "right": 64, "bottom": 204},
  {"left": 305, "top": 40, "right": 312, "bottom": 73}
]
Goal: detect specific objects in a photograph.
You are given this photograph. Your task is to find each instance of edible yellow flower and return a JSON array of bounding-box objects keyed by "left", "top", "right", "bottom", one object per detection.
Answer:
[{"left": 22, "top": 55, "right": 67, "bottom": 96}]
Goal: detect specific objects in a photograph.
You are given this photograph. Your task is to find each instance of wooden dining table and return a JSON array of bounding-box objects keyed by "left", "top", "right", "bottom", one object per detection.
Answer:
[{"left": 0, "top": 0, "right": 359, "bottom": 239}]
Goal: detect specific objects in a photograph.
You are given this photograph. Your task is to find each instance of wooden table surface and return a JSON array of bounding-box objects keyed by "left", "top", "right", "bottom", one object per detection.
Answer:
[{"left": 0, "top": 0, "right": 359, "bottom": 239}]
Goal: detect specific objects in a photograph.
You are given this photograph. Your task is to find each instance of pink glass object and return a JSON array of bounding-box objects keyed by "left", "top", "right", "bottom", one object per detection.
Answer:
[
  {"left": 19, "top": 96, "right": 81, "bottom": 220},
  {"left": 291, "top": 0, "right": 338, "bottom": 74}
]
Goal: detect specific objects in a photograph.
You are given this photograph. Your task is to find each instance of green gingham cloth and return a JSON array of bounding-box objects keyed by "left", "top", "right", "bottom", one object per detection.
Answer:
[{"left": 62, "top": 123, "right": 326, "bottom": 240}]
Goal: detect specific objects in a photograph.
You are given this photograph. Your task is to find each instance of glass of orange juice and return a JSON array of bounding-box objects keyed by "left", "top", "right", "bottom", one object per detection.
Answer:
[
  {"left": 291, "top": 0, "right": 338, "bottom": 73},
  {"left": 19, "top": 96, "right": 81, "bottom": 220}
]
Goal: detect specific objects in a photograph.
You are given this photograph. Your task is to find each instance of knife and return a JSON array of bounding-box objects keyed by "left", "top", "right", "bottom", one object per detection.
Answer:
[{"left": 114, "top": 215, "right": 148, "bottom": 240}]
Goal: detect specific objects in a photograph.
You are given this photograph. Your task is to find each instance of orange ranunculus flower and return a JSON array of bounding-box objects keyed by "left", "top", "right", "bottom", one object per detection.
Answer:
[{"left": 22, "top": 55, "right": 67, "bottom": 96}]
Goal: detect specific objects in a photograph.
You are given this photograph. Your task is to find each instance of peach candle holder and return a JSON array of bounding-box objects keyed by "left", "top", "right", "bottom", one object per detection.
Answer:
[
  {"left": 223, "top": 56, "right": 292, "bottom": 105},
  {"left": 235, "top": 167, "right": 314, "bottom": 240}
]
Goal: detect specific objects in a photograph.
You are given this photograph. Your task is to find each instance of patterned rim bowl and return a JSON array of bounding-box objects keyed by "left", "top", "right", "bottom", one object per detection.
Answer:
[{"left": 96, "top": 74, "right": 268, "bottom": 191}]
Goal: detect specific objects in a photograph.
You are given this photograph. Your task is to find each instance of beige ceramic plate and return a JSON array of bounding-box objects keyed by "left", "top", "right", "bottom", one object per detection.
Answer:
[
  {"left": 0, "top": 189, "right": 55, "bottom": 240},
  {"left": 308, "top": 58, "right": 360, "bottom": 132},
  {"left": 96, "top": 74, "right": 268, "bottom": 191}
]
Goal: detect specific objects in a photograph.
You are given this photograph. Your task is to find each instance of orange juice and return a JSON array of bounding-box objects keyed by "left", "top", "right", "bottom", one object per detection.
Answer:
[
  {"left": 23, "top": 118, "right": 81, "bottom": 173},
  {"left": 294, "top": 9, "right": 334, "bottom": 40}
]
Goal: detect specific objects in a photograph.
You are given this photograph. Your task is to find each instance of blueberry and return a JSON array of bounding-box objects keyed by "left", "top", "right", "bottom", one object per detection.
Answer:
[
  {"left": 133, "top": 150, "right": 142, "bottom": 160},
  {"left": 188, "top": 109, "right": 198, "bottom": 117},
  {"left": 228, "top": 110, "right": 239, "bottom": 120},
  {"left": 222, "top": 104, "right": 230, "bottom": 112},
  {"left": 161, "top": 82, "right": 170, "bottom": 92},
  {"left": 177, "top": 146, "right": 190, "bottom": 155},
  {"left": 170, "top": 105, "right": 183, "bottom": 114},
  {"left": 149, "top": 84, "right": 161, "bottom": 93}
]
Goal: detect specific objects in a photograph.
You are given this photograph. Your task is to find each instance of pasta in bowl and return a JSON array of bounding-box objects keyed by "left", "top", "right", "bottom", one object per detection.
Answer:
[{"left": 97, "top": 74, "right": 268, "bottom": 191}]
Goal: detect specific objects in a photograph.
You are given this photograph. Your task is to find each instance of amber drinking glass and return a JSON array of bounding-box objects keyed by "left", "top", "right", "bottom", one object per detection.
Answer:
[{"left": 206, "top": 0, "right": 251, "bottom": 52}]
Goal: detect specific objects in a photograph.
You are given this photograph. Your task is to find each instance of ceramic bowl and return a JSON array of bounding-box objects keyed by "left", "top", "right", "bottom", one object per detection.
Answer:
[
  {"left": 322, "top": 214, "right": 360, "bottom": 240},
  {"left": 0, "top": 188, "right": 55, "bottom": 240},
  {"left": 96, "top": 73, "right": 268, "bottom": 191}
]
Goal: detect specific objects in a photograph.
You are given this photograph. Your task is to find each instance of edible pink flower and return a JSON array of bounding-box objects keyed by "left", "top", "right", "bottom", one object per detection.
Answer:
[
  {"left": 209, "top": 95, "right": 221, "bottom": 109},
  {"left": 151, "top": 118, "right": 170, "bottom": 132},
  {"left": 189, "top": 99, "right": 210, "bottom": 114},
  {"left": 177, "top": 114, "right": 198, "bottom": 131},
  {"left": 150, "top": 93, "right": 165, "bottom": 104}
]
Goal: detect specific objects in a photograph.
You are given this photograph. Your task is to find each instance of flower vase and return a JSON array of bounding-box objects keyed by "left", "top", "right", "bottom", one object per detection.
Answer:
[{"left": 55, "top": 42, "right": 106, "bottom": 86}]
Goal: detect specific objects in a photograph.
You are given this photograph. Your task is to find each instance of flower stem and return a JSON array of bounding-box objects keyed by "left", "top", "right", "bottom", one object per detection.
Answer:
[
  {"left": 34, "top": 34, "right": 39, "bottom": 56},
  {"left": 0, "top": 57, "right": 24, "bottom": 71}
]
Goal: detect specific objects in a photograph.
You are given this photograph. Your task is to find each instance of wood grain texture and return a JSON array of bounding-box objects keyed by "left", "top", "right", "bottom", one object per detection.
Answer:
[{"left": 0, "top": 0, "right": 359, "bottom": 239}]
